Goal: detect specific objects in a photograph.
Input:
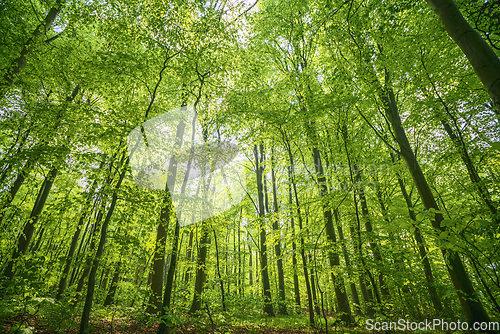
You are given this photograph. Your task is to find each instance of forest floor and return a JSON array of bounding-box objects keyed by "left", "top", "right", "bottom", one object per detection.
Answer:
[
  {"left": 2, "top": 312, "right": 470, "bottom": 333},
  {"left": 1, "top": 314, "right": 383, "bottom": 334}
]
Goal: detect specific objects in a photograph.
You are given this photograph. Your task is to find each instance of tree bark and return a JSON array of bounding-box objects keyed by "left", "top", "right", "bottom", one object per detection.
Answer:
[
  {"left": 214, "top": 229, "right": 227, "bottom": 311},
  {"left": 248, "top": 240, "right": 253, "bottom": 289},
  {"left": 288, "top": 167, "right": 301, "bottom": 308},
  {"left": 426, "top": 0, "right": 500, "bottom": 115},
  {"left": 341, "top": 127, "right": 374, "bottom": 316},
  {"left": 0, "top": 0, "right": 64, "bottom": 97},
  {"left": 356, "top": 171, "right": 390, "bottom": 301},
  {"left": 56, "top": 160, "right": 104, "bottom": 300},
  {"left": 254, "top": 144, "right": 275, "bottom": 317},
  {"left": 188, "top": 219, "right": 210, "bottom": 314},
  {"left": 79, "top": 157, "right": 127, "bottom": 334},
  {"left": 147, "top": 104, "right": 187, "bottom": 314},
  {"left": 270, "top": 153, "right": 287, "bottom": 315},
  {"left": 157, "top": 217, "right": 180, "bottom": 334},
  {"left": 3, "top": 167, "right": 58, "bottom": 279},
  {"left": 381, "top": 70, "right": 493, "bottom": 328},
  {"left": 335, "top": 214, "right": 361, "bottom": 315},
  {"left": 311, "top": 146, "right": 353, "bottom": 323},
  {"left": 392, "top": 159, "right": 445, "bottom": 316},
  {"left": 184, "top": 228, "right": 194, "bottom": 284},
  {"left": 103, "top": 261, "right": 121, "bottom": 306},
  {"left": 285, "top": 144, "right": 314, "bottom": 326},
  {"left": 308, "top": 253, "right": 321, "bottom": 316}
]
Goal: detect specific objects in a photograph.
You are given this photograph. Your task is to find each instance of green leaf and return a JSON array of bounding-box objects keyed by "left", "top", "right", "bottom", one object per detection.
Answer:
[
  {"left": 490, "top": 142, "right": 500, "bottom": 152},
  {"left": 440, "top": 218, "right": 454, "bottom": 228}
]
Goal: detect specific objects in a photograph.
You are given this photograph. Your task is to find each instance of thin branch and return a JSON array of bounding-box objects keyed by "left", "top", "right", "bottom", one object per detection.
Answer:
[
  {"left": 232, "top": 0, "right": 259, "bottom": 23},
  {"left": 355, "top": 105, "right": 400, "bottom": 154}
]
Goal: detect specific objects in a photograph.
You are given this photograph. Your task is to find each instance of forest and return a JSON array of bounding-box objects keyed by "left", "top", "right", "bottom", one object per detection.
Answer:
[{"left": 1, "top": 0, "right": 499, "bottom": 333}]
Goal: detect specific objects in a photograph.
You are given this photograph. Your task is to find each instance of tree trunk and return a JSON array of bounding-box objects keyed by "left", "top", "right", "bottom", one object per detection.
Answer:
[
  {"left": 254, "top": 144, "right": 275, "bottom": 317},
  {"left": 146, "top": 217, "right": 168, "bottom": 314},
  {"left": 440, "top": 118, "right": 497, "bottom": 221},
  {"left": 79, "top": 157, "right": 127, "bottom": 334},
  {"left": 56, "top": 160, "right": 104, "bottom": 300},
  {"left": 248, "top": 240, "right": 253, "bottom": 289},
  {"left": 356, "top": 171, "right": 390, "bottom": 301},
  {"left": 238, "top": 220, "right": 242, "bottom": 296},
  {"left": 0, "top": 161, "right": 32, "bottom": 225},
  {"left": 3, "top": 167, "right": 58, "bottom": 279},
  {"left": 426, "top": 0, "right": 500, "bottom": 115},
  {"left": 286, "top": 146, "right": 314, "bottom": 326},
  {"left": 0, "top": 84, "right": 79, "bottom": 226},
  {"left": 392, "top": 161, "right": 445, "bottom": 316},
  {"left": 0, "top": 0, "right": 64, "bottom": 97},
  {"left": 341, "top": 125, "right": 374, "bottom": 316},
  {"left": 147, "top": 104, "right": 187, "bottom": 314},
  {"left": 103, "top": 261, "right": 121, "bottom": 306},
  {"left": 335, "top": 215, "right": 361, "bottom": 315},
  {"left": 213, "top": 229, "right": 226, "bottom": 311},
  {"left": 311, "top": 146, "right": 353, "bottom": 323},
  {"left": 308, "top": 253, "right": 321, "bottom": 316},
  {"left": 270, "top": 153, "right": 287, "bottom": 315},
  {"left": 72, "top": 216, "right": 101, "bottom": 307},
  {"left": 420, "top": 65, "right": 498, "bottom": 220},
  {"left": 381, "top": 71, "right": 492, "bottom": 327},
  {"left": 288, "top": 167, "right": 301, "bottom": 308},
  {"left": 188, "top": 219, "right": 210, "bottom": 314},
  {"left": 184, "top": 228, "right": 194, "bottom": 284},
  {"left": 157, "top": 217, "right": 180, "bottom": 334}
]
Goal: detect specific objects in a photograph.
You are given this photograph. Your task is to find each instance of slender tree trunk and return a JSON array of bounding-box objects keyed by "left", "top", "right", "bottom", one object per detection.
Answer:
[
  {"left": 288, "top": 167, "right": 301, "bottom": 308},
  {"left": 163, "top": 219, "right": 179, "bottom": 311},
  {"left": 308, "top": 253, "right": 321, "bottom": 316},
  {"left": 0, "top": 161, "right": 32, "bottom": 226},
  {"left": 100, "top": 268, "right": 110, "bottom": 292},
  {"left": 103, "top": 261, "right": 121, "bottom": 306},
  {"left": 311, "top": 146, "right": 353, "bottom": 323},
  {"left": 248, "top": 240, "right": 253, "bottom": 289},
  {"left": 335, "top": 215, "right": 361, "bottom": 315},
  {"left": 188, "top": 219, "right": 210, "bottom": 314},
  {"left": 69, "top": 204, "right": 99, "bottom": 287},
  {"left": 157, "top": 217, "right": 180, "bottom": 334},
  {"left": 184, "top": 228, "right": 194, "bottom": 283},
  {"left": 426, "top": 0, "right": 500, "bottom": 114},
  {"left": 147, "top": 102, "right": 187, "bottom": 314},
  {"left": 0, "top": 0, "right": 64, "bottom": 97},
  {"left": 0, "top": 84, "right": 79, "bottom": 227},
  {"left": 0, "top": 124, "right": 33, "bottom": 184},
  {"left": 254, "top": 144, "right": 275, "bottom": 317},
  {"left": 56, "top": 161, "right": 104, "bottom": 299},
  {"left": 79, "top": 157, "right": 127, "bottom": 334},
  {"left": 160, "top": 133, "right": 199, "bottom": 316},
  {"left": 270, "top": 153, "right": 287, "bottom": 315},
  {"left": 72, "top": 219, "right": 100, "bottom": 307},
  {"left": 286, "top": 145, "right": 314, "bottom": 325},
  {"left": 3, "top": 168, "right": 58, "bottom": 279},
  {"left": 30, "top": 226, "right": 45, "bottom": 253},
  {"left": 238, "top": 221, "right": 242, "bottom": 296},
  {"left": 420, "top": 62, "right": 498, "bottom": 219},
  {"left": 213, "top": 229, "right": 226, "bottom": 311},
  {"left": 356, "top": 171, "right": 390, "bottom": 300},
  {"left": 146, "top": 213, "right": 168, "bottom": 314},
  {"left": 341, "top": 129, "right": 374, "bottom": 316},
  {"left": 381, "top": 71, "right": 493, "bottom": 327},
  {"left": 393, "top": 163, "right": 445, "bottom": 315}
]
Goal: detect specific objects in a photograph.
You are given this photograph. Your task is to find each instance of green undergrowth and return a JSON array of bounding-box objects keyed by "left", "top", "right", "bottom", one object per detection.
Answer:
[{"left": 1, "top": 297, "right": 474, "bottom": 334}]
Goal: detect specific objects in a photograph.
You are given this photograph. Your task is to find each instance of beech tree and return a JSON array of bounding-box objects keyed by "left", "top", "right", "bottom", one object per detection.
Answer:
[{"left": 1, "top": 0, "right": 499, "bottom": 333}]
